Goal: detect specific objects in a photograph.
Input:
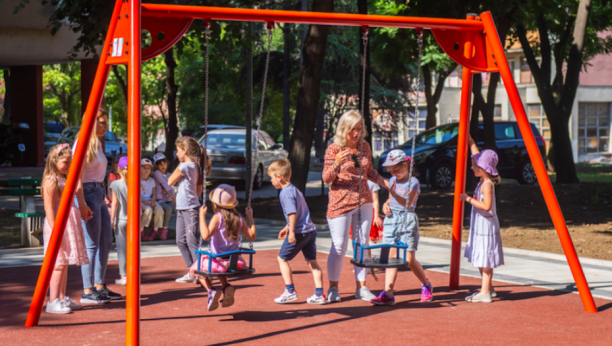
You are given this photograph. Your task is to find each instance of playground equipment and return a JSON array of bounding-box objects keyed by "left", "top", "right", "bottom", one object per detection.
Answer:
[{"left": 25, "top": 2, "right": 598, "bottom": 345}]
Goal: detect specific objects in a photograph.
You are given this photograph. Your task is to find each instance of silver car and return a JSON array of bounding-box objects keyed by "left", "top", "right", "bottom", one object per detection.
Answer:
[{"left": 201, "top": 129, "right": 288, "bottom": 189}]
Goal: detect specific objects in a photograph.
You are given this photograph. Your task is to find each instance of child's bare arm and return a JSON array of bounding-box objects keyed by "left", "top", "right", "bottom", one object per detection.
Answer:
[
  {"left": 468, "top": 133, "right": 480, "bottom": 156},
  {"left": 287, "top": 213, "right": 297, "bottom": 244},
  {"left": 43, "top": 179, "right": 58, "bottom": 226},
  {"left": 242, "top": 207, "right": 257, "bottom": 241},
  {"left": 199, "top": 207, "right": 219, "bottom": 241},
  {"left": 110, "top": 191, "right": 119, "bottom": 228},
  {"left": 383, "top": 198, "right": 391, "bottom": 216},
  {"left": 460, "top": 183, "right": 493, "bottom": 212},
  {"left": 168, "top": 165, "right": 183, "bottom": 186},
  {"left": 197, "top": 184, "right": 203, "bottom": 197}
]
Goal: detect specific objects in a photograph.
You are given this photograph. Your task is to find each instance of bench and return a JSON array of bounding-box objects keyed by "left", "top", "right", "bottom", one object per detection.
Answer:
[{"left": 0, "top": 178, "right": 43, "bottom": 247}]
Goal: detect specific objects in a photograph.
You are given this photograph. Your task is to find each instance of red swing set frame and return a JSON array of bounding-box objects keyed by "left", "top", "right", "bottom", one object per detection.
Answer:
[{"left": 25, "top": 0, "right": 598, "bottom": 342}]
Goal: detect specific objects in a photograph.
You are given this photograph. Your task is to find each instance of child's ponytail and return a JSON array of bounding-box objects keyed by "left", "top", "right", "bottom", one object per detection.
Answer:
[
  {"left": 490, "top": 175, "right": 501, "bottom": 185},
  {"left": 197, "top": 144, "right": 212, "bottom": 186}
]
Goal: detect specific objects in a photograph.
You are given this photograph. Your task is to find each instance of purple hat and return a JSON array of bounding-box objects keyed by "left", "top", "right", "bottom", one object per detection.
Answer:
[
  {"left": 472, "top": 149, "right": 499, "bottom": 176},
  {"left": 118, "top": 156, "right": 128, "bottom": 170},
  {"left": 383, "top": 149, "right": 411, "bottom": 167}
]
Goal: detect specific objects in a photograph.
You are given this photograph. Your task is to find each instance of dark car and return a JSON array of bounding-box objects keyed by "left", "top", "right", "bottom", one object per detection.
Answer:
[
  {"left": 57, "top": 127, "right": 128, "bottom": 161},
  {"left": 377, "top": 121, "right": 547, "bottom": 189}
]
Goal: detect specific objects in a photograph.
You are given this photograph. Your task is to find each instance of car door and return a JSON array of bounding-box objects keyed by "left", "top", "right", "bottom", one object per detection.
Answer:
[{"left": 493, "top": 122, "right": 521, "bottom": 177}]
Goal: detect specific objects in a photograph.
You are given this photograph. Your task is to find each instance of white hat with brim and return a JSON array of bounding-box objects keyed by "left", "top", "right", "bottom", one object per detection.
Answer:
[{"left": 209, "top": 184, "right": 239, "bottom": 209}]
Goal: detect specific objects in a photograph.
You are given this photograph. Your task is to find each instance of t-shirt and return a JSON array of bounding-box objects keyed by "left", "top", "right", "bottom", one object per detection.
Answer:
[
  {"left": 368, "top": 181, "right": 380, "bottom": 194},
  {"left": 388, "top": 176, "right": 420, "bottom": 210},
  {"left": 153, "top": 171, "right": 174, "bottom": 202},
  {"left": 73, "top": 139, "right": 107, "bottom": 183},
  {"left": 109, "top": 179, "right": 128, "bottom": 221},
  {"left": 176, "top": 162, "right": 200, "bottom": 210},
  {"left": 279, "top": 184, "right": 316, "bottom": 234},
  {"left": 141, "top": 178, "right": 156, "bottom": 202}
]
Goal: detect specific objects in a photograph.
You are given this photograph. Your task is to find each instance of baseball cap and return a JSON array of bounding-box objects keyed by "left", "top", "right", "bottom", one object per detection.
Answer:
[
  {"left": 382, "top": 149, "right": 411, "bottom": 167},
  {"left": 141, "top": 158, "right": 153, "bottom": 167},
  {"left": 153, "top": 152, "right": 167, "bottom": 164}
]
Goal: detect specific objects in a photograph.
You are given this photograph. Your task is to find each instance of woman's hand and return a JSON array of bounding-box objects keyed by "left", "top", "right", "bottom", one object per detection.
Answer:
[
  {"left": 80, "top": 204, "right": 93, "bottom": 222},
  {"left": 334, "top": 150, "right": 352, "bottom": 168},
  {"left": 460, "top": 193, "right": 469, "bottom": 202},
  {"left": 373, "top": 214, "right": 383, "bottom": 228}
]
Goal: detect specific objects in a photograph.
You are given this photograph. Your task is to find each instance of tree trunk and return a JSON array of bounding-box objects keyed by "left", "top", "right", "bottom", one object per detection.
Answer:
[
  {"left": 358, "top": 0, "right": 372, "bottom": 147},
  {"left": 467, "top": 73, "right": 483, "bottom": 192},
  {"left": 164, "top": 48, "right": 179, "bottom": 170},
  {"left": 288, "top": 0, "right": 334, "bottom": 193},
  {"left": 282, "top": 24, "right": 292, "bottom": 150},
  {"left": 423, "top": 62, "right": 455, "bottom": 130},
  {"left": 315, "top": 105, "right": 325, "bottom": 158},
  {"left": 112, "top": 65, "right": 128, "bottom": 101}
]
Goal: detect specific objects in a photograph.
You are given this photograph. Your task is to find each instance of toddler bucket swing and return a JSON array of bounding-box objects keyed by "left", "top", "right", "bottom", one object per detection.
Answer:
[
  {"left": 193, "top": 21, "right": 274, "bottom": 278},
  {"left": 350, "top": 28, "right": 424, "bottom": 269}
]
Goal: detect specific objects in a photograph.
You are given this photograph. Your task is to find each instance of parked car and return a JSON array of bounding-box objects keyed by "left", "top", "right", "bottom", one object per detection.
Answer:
[
  {"left": 44, "top": 120, "right": 65, "bottom": 157},
  {"left": 192, "top": 124, "right": 245, "bottom": 142},
  {"left": 56, "top": 126, "right": 128, "bottom": 161},
  {"left": 377, "top": 121, "right": 547, "bottom": 189},
  {"left": 202, "top": 129, "right": 287, "bottom": 189}
]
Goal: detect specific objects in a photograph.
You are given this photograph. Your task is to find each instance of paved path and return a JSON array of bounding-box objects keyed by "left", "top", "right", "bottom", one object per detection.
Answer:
[{"left": 2, "top": 217, "right": 611, "bottom": 304}]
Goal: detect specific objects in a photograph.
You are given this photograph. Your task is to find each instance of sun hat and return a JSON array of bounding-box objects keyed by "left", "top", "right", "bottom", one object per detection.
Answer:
[
  {"left": 382, "top": 149, "right": 411, "bottom": 167},
  {"left": 209, "top": 184, "right": 239, "bottom": 208},
  {"left": 472, "top": 149, "right": 499, "bottom": 176},
  {"left": 153, "top": 152, "right": 167, "bottom": 164},
  {"left": 118, "top": 156, "right": 128, "bottom": 170},
  {"left": 141, "top": 158, "right": 153, "bottom": 167}
]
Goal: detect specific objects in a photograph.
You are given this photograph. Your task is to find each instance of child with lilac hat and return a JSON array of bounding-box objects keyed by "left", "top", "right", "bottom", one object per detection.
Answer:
[{"left": 460, "top": 134, "right": 504, "bottom": 303}]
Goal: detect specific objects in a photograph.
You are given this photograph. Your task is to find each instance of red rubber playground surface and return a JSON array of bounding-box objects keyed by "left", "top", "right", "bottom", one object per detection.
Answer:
[{"left": 2, "top": 250, "right": 612, "bottom": 345}]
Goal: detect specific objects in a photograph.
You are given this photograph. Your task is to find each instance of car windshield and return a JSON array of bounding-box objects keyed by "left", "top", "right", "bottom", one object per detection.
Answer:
[
  {"left": 412, "top": 124, "right": 459, "bottom": 145},
  {"left": 207, "top": 133, "right": 249, "bottom": 149}
]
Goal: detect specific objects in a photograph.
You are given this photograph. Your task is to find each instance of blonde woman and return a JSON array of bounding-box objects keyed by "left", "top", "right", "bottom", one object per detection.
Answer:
[
  {"left": 322, "top": 110, "right": 388, "bottom": 303},
  {"left": 74, "top": 109, "right": 121, "bottom": 304}
]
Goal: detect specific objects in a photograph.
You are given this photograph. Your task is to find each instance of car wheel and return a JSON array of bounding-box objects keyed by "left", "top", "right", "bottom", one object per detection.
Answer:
[
  {"left": 431, "top": 162, "right": 454, "bottom": 189},
  {"left": 253, "top": 165, "right": 264, "bottom": 190},
  {"left": 517, "top": 161, "right": 537, "bottom": 185}
]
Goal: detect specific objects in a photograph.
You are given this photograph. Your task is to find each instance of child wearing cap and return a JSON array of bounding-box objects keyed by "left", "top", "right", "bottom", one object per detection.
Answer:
[
  {"left": 460, "top": 134, "right": 503, "bottom": 303},
  {"left": 152, "top": 153, "right": 175, "bottom": 241},
  {"left": 140, "top": 158, "right": 164, "bottom": 241},
  {"left": 370, "top": 149, "right": 433, "bottom": 306},
  {"left": 109, "top": 156, "right": 129, "bottom": 285},
  {"left": 268, "top": 159, "right": 326, "bottom": 305}
]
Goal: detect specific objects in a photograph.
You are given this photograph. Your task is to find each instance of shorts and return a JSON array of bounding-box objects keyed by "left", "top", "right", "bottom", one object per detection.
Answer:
[
  {"left": 382, "top": 209, "right": 419, "bottom": 251},
  {"left": 278, "top": 231, "right": 317, "bottom": 261}
]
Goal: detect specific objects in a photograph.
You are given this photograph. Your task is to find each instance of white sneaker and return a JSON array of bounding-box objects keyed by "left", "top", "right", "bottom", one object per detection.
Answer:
[
  {"left": 355, "top": 286, "right": 376, "bottom": 301},
  {"left": 466, "top": 292, "right": 492, "bottom": 303},
  {"left": 46, "top": 298, "right": 71, "bottom": 314},
  {"left": 307, "top": 294, "right": 327, "bottom": 305},
  {"left": 62, "top": 296, "right": 82, "bottom": 311},
  {"left": 115, "top": 277, "right": 127, "bottom": 286},
  {"left": 490, "top": 288, "right": 497, "bottom": 298},
  {"left": 176, "top": 273, "right": 197, "bottom": 283},
  {"left": 327, "top": 286, "right": 341, "bottom": 303},
  {"left": 274, "top": 289, "right": 298, "bottom": 304}
]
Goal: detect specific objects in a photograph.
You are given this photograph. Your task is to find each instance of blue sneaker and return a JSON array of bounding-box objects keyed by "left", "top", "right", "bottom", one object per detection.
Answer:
[
  {"left": 207, "top": 289, "right": 221, "bottom": 311},
  {"left": 370, "top": 290, "right": 395, "bottom": 306}
]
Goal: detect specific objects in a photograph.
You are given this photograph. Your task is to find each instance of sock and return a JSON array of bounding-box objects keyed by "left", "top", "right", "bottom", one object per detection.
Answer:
[
  {"left": 315, "top": 288, "right": 323, "bottom": 297},
  {"left": 286, "top": 284, "right": 295, "bottom": 293}
]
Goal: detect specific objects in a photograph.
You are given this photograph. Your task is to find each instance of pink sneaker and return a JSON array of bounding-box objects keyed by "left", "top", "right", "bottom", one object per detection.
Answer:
[
  {"left": 370, "top": 291, "right": 395, "bottom": 306},
  {"left": 148, "top": 229, "right": 158, "bottom": 241},
  {"left": 141, "top": 230, "right": 148, "bottom": 242},
  {"left": 160, "top": 228, "right": 169, "bottom": 241},
  {"left": 421, "top": 282, "right": 433, "bottom": 302}
]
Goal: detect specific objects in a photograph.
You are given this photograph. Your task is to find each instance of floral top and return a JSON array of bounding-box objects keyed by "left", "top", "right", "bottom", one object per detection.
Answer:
[{"left": 323, "top": 142, "right": 383, "bottom": 219}]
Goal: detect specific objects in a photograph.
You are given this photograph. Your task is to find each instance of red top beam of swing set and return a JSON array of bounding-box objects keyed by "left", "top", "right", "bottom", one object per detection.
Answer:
[{"left": 141, "top": 4, "right": 484, "bottom": 31}]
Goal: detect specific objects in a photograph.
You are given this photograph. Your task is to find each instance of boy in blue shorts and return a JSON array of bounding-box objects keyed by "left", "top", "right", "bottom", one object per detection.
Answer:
[
  {"left": 370, "top": 150, "right": 433, "bottom": 306},
  {"left": 269, "top": 159, "right": 326, "bottom": 305}
]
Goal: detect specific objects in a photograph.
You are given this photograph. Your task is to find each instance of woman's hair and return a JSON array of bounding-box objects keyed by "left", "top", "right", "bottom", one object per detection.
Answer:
[
  {"left": 111, "top": 155, "right": 121, "bottom": 175},
  {"left": 213, "top": 203, "right": 241, "bottom": 240},
  {"left": 176, "top": 137, "right": 212, "bottom": 186},
  {"left": 334, "top": 110, "right": 367, "bottom": 147},
  {"left": 42, "top": 144, "right": 72, "bottom": 198},
  {"left": 86, "top": 109, "right": 108, "bottom": 163},
  {"left": 472, "top": 158, "right": 501, "bottom": 185}
]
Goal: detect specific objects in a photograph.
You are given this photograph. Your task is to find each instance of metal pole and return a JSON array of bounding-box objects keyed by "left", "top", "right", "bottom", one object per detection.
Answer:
[
  {"left": 126, "top": 0, "right": 143, "bottom": 343},
  {"left": 24, "top": 0, "right": 121, "bottom": 328},
  {"left": 245, "top": 22, "right": 253, "bottom": 202},
  {"left": 480, "top": 11, "right": 597, "bottom": 313}
]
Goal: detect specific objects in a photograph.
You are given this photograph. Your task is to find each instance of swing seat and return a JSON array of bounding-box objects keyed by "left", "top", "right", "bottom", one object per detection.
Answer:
[
  {"left": 350, "top": 240, "right": 410, "bottom": 269},
  {"left": 194, "top": 248, "right": 256, "bottom": 278}
]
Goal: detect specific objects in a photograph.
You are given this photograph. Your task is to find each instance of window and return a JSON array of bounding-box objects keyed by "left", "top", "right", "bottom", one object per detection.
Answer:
[
  {"left": 578, "top": 103, "right": 610, "bottom": 154},
  {"left": 494, "top": 123, "right": 516, "bottom": 140},
  {"left": 494, "top": 105, "right": 502, "bottom": 119},
  {"left": 520, "top": 57, "right": 532, "bottom": 84},
  {"left": 528, "top": 104, "right": 551, "bottom": 149},
  {"left": 405, "top": 107, "right": 428, "bottom": 140},
  {"left": 374, "top": 139, "right": 383, "bottom": 152}
]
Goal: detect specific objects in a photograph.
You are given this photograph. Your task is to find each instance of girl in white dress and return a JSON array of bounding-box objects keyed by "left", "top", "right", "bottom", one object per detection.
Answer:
[{"left": 460, "top": 134, "right": 504, "bottom": 303}]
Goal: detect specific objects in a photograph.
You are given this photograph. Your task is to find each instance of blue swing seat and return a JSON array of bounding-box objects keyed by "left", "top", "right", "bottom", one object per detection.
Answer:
[
  {"left": 350, "top": 240, "right": 410, "bottom": 269},
  {"left": 194, "top": 248, "right": 256, "bottom": 278}
]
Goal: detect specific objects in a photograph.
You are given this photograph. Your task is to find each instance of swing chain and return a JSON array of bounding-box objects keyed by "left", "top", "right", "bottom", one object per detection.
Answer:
[
  {"left": 242, "top": 23, "right": 274, "bottom": 249},
  {"left": 355, "top": 26, "right": 369, "bottom": 247},
  {"left": 200, "top": 20, "right": 212, "bottom": 252},
  {"left": 396, "top": 28, "right": 424, "bottom": 243}
]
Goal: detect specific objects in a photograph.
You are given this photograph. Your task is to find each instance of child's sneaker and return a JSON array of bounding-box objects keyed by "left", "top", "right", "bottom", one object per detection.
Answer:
[
  {"left": 370, "top": 291, "right": 395, "bottom": 306},
  {"left": 274, "top": 289, "right": 298, "bottom": 304},
  {"left": 490, "top": 287, "right": 497, "bottom": 298},
  {"left": 327, "top": 286, "right": 341, "bottom": 303},
  {"left": 306, "top": 294, "right": 327, "bottom": 305},
  {"left": 62, "top": 296, "right": 82, "bottom": 310},
  {"left": 421, "top": 282, "right": 433, "bottom": 302},
  {"left": 148, "top": 229, "right": 158, "bottom": 241},
  {"left": 46, "top": 298, "right": 71, "bottom": 314},
  {"left": 160, "top": 228, "right": 169, "bottom": 240},
  {"left": 176, "top": 273, "right": 197, "bottom": 283},
  {"left": 141, "top": 230, "right": 147, "bottom": 242},
  {"left": 466, "top": 292, "right": 492, "bottom": 303},
  {"left": 80, "top": 290, "right": 110, "bottom": 304},
  {"left": 355, "top": 286, "right": 376, "bottom": 301},
  {"left": 207, "top": 289, "right": 221, "bottom": 311},
  {"left": 221, "top": 285, "right": 235, "bottom": 308},
  {"left": 115, "top": 277, "right": 127, "bottom": 285}
]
